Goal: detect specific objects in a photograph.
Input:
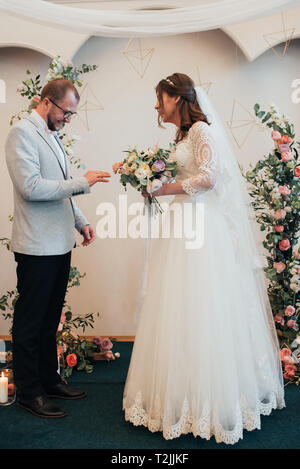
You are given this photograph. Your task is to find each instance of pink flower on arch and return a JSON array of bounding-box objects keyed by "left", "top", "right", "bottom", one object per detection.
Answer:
[
  {"left": 279, "top": 239, "right": 291, "bottom": 251},
  {"left": 281, "top": 151, "right": 293, "bottom": 162},
  {"left": 284, "top": 370, "right": 295, "bottom": 380},
  {"left": 278, "top": 186, "right": 291, "bottom": 196},
  {"left": 285, "top": 306, "right": 295, "bottom": 317},
  {"left": 280, "top": 348, "right": 291, "bottom": 361},
  {"left": 274, "top": 314, "right": 284, "bottom": 326},
  {"left": 287, "top": 320, "right": 299, "bottom": 331},
  {"left": 278, "top": 143, "right": 290, "bottom": 153},
  {"left": 271, "top": 130, "right": 281, "bottom": 141},
  {"left": 273, "top": 262, "right": 286, "bottom": 273},
  {"left": 274, "top": 209, "right": 286, "bottom": 220}
]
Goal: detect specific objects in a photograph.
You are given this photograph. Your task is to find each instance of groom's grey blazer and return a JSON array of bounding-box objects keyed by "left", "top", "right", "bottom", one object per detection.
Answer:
[{"left": 5, "top": 112, "right": 91, "bottom": 256}]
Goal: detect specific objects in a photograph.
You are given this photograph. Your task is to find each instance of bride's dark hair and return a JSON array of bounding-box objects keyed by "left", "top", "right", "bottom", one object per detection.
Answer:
[{"left": 155, "top": 73, "right": 211, "bottom": 143}]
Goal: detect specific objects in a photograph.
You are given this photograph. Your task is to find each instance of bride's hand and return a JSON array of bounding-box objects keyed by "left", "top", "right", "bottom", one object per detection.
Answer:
[
  {"left": 141, "top": 187, "right": 150, "bottom": 198},
  {"left": 112, "top": 161, "right": 123, "bottom": 174}
]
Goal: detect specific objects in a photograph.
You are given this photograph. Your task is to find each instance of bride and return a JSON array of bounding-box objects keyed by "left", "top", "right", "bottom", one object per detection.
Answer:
[{"left": 113, "top": 73, "right": 285, "bottom": 445}]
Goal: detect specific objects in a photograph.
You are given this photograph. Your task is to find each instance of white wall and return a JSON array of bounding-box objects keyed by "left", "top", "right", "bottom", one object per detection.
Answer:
[{"left": 0, "top": 31, "right": 299, "bottom": 335}]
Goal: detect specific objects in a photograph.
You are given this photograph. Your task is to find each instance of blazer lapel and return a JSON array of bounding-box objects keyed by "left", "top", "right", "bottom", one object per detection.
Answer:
[
  {"left": 53, "top": 134, "right": 69, "bottom": 180},
  {"left": 24, "top": 115, "right": 68, "bottom": 179}
]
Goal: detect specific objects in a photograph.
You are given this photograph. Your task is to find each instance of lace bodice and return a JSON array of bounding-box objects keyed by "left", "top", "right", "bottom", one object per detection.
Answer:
[{"left": 172, "top": 121, "right": 218, "bottom": 197}]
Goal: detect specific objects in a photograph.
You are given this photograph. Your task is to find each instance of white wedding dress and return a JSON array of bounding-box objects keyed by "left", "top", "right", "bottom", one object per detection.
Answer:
[{"left": 122, "top": 120, "right": 285, "bottom": 445}]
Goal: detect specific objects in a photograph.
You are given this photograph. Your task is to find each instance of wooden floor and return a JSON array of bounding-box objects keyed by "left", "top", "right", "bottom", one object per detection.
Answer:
[{"left": 0, "top": 335, "right": 135, "bottom": 342}]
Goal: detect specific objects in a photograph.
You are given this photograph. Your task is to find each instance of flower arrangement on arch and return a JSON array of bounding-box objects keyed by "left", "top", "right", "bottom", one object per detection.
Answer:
[
  {"left": 10, "top": 55, "right": 98, "bottom": 169},
  {"left": 244, "top": 103, "right": 300, "bottom": 385}
]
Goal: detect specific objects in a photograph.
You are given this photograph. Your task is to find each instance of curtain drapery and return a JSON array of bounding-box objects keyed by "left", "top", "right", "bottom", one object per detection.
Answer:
[{"left": 0, "top": 0, "right": 299, "bottom": 37}]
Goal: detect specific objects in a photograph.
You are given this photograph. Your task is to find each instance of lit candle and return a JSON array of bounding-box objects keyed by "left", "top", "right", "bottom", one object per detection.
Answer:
[{"left": 0, "top": 372, "right": 8, "bottom": 403}]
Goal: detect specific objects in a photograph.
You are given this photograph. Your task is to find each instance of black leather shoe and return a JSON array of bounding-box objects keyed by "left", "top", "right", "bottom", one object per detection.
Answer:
[
  {"left": 18, "top": 394, "right": 67, "bottom": 418},
  {"left": 46, "top": 382, "right": 87, "bottom": 400}
]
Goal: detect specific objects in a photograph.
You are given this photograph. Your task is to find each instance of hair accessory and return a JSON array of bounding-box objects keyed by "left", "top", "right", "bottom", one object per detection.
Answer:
[{"left": 165, "top": 78, "right": 175, "bottom": 86}]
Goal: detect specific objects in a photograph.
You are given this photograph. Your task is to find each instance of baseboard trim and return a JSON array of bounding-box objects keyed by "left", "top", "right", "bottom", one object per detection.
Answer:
[{"left": 0, "top": 335, "right": 135, "bottom": 342}]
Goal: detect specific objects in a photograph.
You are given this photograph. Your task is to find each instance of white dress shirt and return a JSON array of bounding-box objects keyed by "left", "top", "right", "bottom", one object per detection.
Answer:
[{"left": 33, "top": 110, "right": 66, "bottom": 175}]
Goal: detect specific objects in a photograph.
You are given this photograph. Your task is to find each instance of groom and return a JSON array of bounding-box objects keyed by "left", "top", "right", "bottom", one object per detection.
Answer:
[{"left": 5, "top": 78, "right": 111, "bottom": 418}]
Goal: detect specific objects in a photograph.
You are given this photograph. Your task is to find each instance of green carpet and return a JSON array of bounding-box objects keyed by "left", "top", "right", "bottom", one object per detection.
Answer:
[{"left": 0, "top": 342, "right": 299, "bottom": 449}]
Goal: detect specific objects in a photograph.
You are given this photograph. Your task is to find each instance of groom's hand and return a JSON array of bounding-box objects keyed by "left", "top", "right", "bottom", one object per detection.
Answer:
[
  {"left": 84, "top": 171, "right": 111, "bottom": 187},
  {"left": 81, "top": 224, "right": 95, "bottom": 246}
]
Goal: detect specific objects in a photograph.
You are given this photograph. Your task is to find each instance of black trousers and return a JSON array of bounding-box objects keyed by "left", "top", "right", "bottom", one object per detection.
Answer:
[{"left": 12, "top": 251, "right": 71, "bottom": 399}]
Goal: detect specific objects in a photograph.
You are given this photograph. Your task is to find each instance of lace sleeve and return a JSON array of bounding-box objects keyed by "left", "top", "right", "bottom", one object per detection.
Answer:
[{"left": 181, "top": 121, "right": 218, "bottom": 196}]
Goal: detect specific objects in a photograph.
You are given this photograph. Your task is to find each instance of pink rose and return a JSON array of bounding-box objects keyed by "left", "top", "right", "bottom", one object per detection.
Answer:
[
  {"left": 274, "top": 225, "right": 284, "bottom": 233},
  {"left": 93, "top": 336, "right": 102, "bottom": 346},
  {"left": 285, "top": 306, "right": 295, "bottom": 317},
  {"left": 274, "top": 209, "right": 286, "bottom": 220},
  {"left": 278, "top": 186, "right": 291, "bottom": 196},
  {"left": 66, "top": 353, "right": 77, "bottom": 367},
  {"left": 279, "top": 239, "right": 291, "bottom": 251},
  {"left": 287, "top": 320, "right": 299, "bottom": 330},
  {"left": 271, "top": 130, "right": 281, "bottom": 141},
  {"left": 297, "top": 268, "right": 300, "bottom": 276},
  {"left": 99, "top": 337, "right": 113, "bottom": 352},
  {"left": 274, "top": 314, "right": 284, "bottom": 326},
  {"left": 285, "top": 363, "right": 297, "bottom": 372},
  {"left": 273, "top": 262, "right": 286, "bottom": 273},
  {"left": 280, "top": 347, "right": 291, "bottom": 361},
  {"left": 152, "top": 160, "right": 166, "bottom": 172},
  {"left": 281, "top": 151, "right": 293, "bottom": 162},
  {"left": 295, "top": 249, "right": 300, "bottom": 260},
  {"left": 284, "top": 371, "right": 295, "bottom": 380},
  {"left": 278, "top": 143, "right": 290, "bottom": 153},
  {"left": 283, "top": 355, "right": 295, "bottom": 364}
]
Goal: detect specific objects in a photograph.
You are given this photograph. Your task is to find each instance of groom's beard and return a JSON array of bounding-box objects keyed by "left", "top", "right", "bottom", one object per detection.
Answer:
[{"left": 47, "top": 113, "right": 64, "bottom": 132}]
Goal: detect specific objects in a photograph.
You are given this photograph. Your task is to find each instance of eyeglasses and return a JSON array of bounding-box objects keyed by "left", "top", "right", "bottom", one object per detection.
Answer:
[{"left": 48, "top": 98, "right": 77, "bottom": 120}]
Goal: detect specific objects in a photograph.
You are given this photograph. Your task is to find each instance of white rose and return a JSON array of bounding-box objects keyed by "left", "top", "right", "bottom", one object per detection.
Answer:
[{"left": 135, "top": 168, "right": 149, "bottom": 180}]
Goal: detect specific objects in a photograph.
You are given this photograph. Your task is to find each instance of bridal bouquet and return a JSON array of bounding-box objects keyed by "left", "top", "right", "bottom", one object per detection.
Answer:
[{"left": 119, "top": 144, "right": 178, "bottom": 214}]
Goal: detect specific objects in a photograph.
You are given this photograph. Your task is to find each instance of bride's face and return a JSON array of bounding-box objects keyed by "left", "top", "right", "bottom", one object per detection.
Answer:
[{"left": 155, "top": 91, "right": 180, "bottom": 125}]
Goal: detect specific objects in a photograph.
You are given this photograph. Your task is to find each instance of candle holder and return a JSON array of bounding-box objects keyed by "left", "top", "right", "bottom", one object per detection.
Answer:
[{"left": 0, "top": 368, "right": 16, "bottom": 406}]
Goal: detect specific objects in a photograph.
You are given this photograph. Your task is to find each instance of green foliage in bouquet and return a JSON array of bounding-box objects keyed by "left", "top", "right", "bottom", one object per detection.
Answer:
[{"left": 244, "top": 103, "right": 300, "bottom": 384}]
